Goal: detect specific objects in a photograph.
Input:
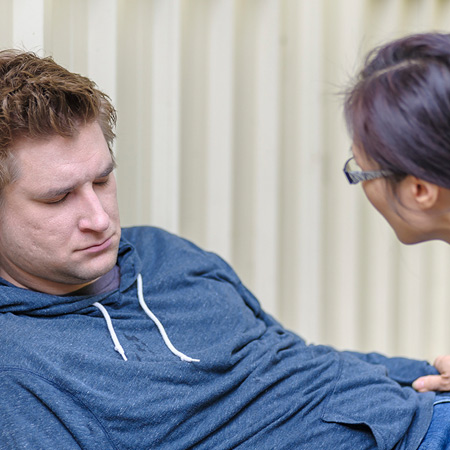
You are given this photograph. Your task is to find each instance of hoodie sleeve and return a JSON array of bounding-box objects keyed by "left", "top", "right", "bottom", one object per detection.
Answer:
[
  {"left": 208, "top": 250, "right": 439, "bottom": 387},
  {"left": 0, "top": 369, "right": 116, "bottom": 450},
  {"left": 339, "top": 351, "right": 439, "bottom": 386}
]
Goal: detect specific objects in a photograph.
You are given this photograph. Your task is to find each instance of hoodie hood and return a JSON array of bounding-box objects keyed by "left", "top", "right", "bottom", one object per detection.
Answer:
[
  {"left": 0, "top": 233, "right": 198, "bottom": 363},
  {"left": 0, "top": 236, "right": 141, "bottom": 316}
]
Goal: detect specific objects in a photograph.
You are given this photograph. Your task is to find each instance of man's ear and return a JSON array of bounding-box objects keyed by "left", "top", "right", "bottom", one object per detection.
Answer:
[{"left": 402, "top": 176, "right": 440, "bottom": 210}]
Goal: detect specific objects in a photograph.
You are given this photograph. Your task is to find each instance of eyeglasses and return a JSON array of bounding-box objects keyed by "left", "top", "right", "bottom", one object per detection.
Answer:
[{"left": 343, "top": 156, "right": 394, "bottom": 185}]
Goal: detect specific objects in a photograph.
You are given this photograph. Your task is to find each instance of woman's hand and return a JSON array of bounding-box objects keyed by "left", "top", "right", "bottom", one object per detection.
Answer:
[{"left": 413, "top": 355, "right": 450, "bottom": 392}]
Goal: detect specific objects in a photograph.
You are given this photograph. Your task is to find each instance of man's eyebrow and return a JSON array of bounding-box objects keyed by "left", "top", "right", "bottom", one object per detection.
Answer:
[
  {"left": 37, "top": 161, "right": 116, "bottom": 200},
  {"left": 97, "top": 161, "right": 116, "bottom": 178}
]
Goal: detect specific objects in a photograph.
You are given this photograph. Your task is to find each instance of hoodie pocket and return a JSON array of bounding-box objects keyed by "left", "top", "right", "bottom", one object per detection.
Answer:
[{"left": 321, "top": 353, "right": 422, "bottom": 450}]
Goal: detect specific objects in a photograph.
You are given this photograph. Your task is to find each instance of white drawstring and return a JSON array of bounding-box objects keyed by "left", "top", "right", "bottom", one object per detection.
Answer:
[
  {"left": 93, "top": 301, "right": 128, "bottom": 361},
  {"left": 137, "top": 274, "right": 200, "bottom": 363},
  {"left": 93, "top": 275, "right": 199, "bottom": 363}
]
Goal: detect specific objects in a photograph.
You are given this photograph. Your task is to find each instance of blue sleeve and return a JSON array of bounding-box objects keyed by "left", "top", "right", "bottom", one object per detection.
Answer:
[
  {"left": 0, "top": 369, "right": 115, "bottom": 450},
  {"left": 208, "top": 249, "right": 438, "bottom": 387},
  {"left": 341, "top": 351, "right": 439, "bottom": 386}
]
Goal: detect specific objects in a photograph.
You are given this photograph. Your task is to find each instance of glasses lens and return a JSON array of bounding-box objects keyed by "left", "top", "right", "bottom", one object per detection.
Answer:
[
  {"left": 344, "top": 157, "right": 361, "bottom": 184},
  {"left": 347, "top": 157, "right": 360, "bottom": 171}
]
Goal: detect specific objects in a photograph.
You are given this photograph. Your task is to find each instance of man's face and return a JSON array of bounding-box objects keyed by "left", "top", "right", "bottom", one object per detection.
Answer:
[{"left": 0, "top": 121, "right": 121, "bottom": 295}]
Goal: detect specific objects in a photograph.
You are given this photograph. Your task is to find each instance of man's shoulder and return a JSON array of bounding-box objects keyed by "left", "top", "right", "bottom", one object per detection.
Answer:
[
  {"left": 120, "top": 226, "right": 208, "bottom": 259},
  {"left": 121, "top": 225, "right": 169, "bottom": 241},
  {"left": 120, "top": 226, "right": 229, "bottom": 273},
  {"left": 121, "top": 226, "right": 190, "bottom": 248}
]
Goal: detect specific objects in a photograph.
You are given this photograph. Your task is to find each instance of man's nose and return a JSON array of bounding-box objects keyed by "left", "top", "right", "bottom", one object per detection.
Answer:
[{"left": 77, "top": 189, "right": 110, "bottom": 232}]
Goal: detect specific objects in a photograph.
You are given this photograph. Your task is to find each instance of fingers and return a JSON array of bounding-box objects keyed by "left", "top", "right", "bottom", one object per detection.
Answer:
[
  {"left": 412, "top": 355, "right": 450, "bottom": 392},
  {"left": 433, "top": 355, "right": 450, "bottom": 374},
  {"left": 412, "top": 375, "right": 446, "bottom": 392}
]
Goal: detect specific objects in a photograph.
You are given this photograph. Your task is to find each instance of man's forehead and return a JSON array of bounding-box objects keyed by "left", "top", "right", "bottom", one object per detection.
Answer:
[
  {"left": 34, "top": 160, "right": 115, "bottom": 199},
  {"left": 11, "top": 122, "right": 113, "bottom": 187}
]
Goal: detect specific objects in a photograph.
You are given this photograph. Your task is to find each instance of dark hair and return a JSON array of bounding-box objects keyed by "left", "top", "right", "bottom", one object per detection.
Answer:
[
  {"left": 344, "top": 32, "right": 450, "bottom": 189},
  {"left": 0, "top": 49, "right": 116, "bottom": 189}
]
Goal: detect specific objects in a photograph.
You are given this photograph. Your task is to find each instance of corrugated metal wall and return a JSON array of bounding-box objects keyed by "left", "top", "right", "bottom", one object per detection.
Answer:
[{"left": 3, "top": 0, "right": 450, "bottom": 361}]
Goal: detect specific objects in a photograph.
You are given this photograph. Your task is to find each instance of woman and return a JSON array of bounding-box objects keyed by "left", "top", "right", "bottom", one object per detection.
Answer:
[{"left": 344, "top": 32, "right": 450, "bottom": 449}]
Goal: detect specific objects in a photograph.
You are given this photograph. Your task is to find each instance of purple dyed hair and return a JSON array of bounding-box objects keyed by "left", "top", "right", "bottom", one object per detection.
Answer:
[{"left": 344, "top": 32, "right": 450, "bottom": 189}]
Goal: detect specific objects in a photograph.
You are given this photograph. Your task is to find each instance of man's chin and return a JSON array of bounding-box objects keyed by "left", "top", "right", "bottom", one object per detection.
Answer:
[
  {"left": 70, "top": 251, "right": 118, "bottom": 284},
  {"left": 83, "top": 258, "right": 117, "bottom": 282}
]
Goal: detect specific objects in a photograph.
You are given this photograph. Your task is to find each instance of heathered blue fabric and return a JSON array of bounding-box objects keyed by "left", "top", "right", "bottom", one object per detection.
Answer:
[
  {"left": 418, "top": 395, "right": 450, "bottom": 449},
  {"left": 0, "top": 226, "right": 438, "bottom": 449}
]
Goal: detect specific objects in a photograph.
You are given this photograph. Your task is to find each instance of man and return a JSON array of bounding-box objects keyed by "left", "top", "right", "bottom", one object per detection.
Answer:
[{"left": 0, "top": 49, "right": 447, "bottom": 449}]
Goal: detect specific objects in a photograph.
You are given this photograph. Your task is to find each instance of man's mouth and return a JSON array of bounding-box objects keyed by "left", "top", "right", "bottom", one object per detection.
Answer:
[{"left": 79, "top": 236, "right": 113, "bottom": 253}]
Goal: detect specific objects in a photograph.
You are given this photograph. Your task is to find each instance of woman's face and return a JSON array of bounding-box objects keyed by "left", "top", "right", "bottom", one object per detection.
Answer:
[{"left": 352, "top": 145, "right": 437, "bottom": 245}]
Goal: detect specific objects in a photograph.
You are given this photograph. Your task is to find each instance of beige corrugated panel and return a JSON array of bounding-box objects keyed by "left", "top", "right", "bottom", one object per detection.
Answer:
[{"left": 4, "top": 0, "right": 450, "bottom": 361}]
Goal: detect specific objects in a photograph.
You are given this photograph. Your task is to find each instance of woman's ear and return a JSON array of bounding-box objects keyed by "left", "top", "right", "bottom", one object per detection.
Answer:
[{"left": 402, "top": 176, "right": 440, "bottom": 210}]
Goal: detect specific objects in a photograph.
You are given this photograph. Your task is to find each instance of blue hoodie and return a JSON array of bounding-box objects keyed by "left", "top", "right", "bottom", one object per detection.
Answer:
[{"left": 0, "top": 226, "right": 438, "bottom": 449}]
